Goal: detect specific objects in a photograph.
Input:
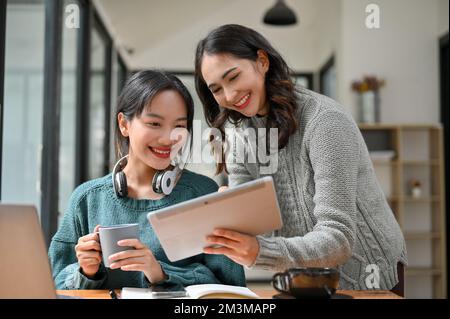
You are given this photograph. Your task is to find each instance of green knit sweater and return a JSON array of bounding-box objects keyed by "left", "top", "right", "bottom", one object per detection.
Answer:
[{"left": 48, "top": 170, "right": 245, "bottom": 289}]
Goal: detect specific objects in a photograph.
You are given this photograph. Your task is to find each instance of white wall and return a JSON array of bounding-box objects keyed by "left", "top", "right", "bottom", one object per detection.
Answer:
[
  {"left": 338, "top": 0, "right": 444, "bottom": 123},
  {"left": 315, "top": 0, "right": 341, "bottom": 70},
  {"left": 315, "top": 0, "right": 342, "bottom": 92},
  {"left": 95, "top": 0, "right": 321, "bottom": 72},
  {"left": 438, "top": 0, "right": 449, "bottom": 36},
  {"left": 91, "top": 0, "right": 448, "bottom": 292},
  {"left": 95, "top": 0, "right": 447, "bottom": 125}
]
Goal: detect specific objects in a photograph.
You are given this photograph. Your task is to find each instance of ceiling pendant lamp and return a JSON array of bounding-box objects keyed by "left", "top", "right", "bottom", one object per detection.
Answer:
[{"left": 263, "top": 0, "right": 298, "bottom": 26}]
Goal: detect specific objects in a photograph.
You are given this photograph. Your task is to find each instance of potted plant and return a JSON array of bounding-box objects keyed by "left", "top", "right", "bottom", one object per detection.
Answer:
[
  {"left": 351, "top": 76, "right": 385, "bottom": 123},
  {"left": 409, "top": 178, "right": 422, "bottom": 198}
]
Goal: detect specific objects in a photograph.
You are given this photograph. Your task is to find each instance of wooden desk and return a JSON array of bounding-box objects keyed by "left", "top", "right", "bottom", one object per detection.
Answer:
[{"left": 57, "top": 289, "right": 402, "bottom": 299}]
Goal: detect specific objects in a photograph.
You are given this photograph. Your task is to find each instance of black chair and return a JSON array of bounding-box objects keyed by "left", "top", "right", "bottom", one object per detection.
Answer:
[{"left": 390, "top": 262, "right": 405, "bottom": 297}]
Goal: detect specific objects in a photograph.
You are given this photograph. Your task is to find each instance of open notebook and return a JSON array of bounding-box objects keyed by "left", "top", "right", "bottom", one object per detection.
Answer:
[{"left": 121, "top": 284, "right": 259, "bottom": 299}]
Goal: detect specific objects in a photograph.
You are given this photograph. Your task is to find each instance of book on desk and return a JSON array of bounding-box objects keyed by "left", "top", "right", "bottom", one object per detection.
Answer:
[{"left": 121, "top": 284, "right": 260, "bottom": 299}]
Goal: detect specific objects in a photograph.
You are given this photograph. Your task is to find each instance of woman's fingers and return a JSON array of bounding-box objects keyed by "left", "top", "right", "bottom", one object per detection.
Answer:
[
  {"left": 120, "top": 264, "right": 146, "bottom": 272},
  {"left": 79, "top": 225, "right": 101, "bottom": 243},
  {"left": 110, "top": 257, "right": 145, "bottom": 270},
  {"left": 77, "top": 250, "right": 102, "bottom": 262},
  {"left": 75, "top": 240, "right": 101, "bottom": 252},
  {"left": 205, "top": 235, "right": 241, "bottom": 251},
  {"left": 75, "top": 226, "right": 103, "bottom": 277},
  {"left": 218, "top": 186, "right": 229, "bottom": 193},
  {"left": 206, "top": 229, "right": 249, "bottom": 253},
  {"left": 80, "top": 257, "right": 101, "bottom": 266},
  {"left": 213, "top": 228, "right": 245, "bottom": 241},
  {"left": 78, "top": 232, "right": 99, "bottom": 244},
  {"left": 109, "top": 249, "right": 146, "bottom": 263},
  {"left": 202, "top": 246, "right": 245, "bottom": 265},
  {"left": 203, "top": 245, "right": 235, "bottom": 256},
  {"left": 117, "top": 238, "right": 145, "bottom": 249},
  {"left": 203, "top": 229, "right": 260, "bottom": 267},
  {"left": 109, "top": 240, "right": 154, "bottom": 270}
]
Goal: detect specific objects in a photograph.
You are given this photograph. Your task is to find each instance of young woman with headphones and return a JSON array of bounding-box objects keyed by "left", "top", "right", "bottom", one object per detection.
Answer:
[{"left": 48, "top": 70, "right": 245, "bottom": 289}]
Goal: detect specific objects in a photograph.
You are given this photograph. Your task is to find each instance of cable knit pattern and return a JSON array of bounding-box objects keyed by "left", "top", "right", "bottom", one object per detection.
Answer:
[{"left": 226, "top": 88, "right": 407, "bottom": 290}]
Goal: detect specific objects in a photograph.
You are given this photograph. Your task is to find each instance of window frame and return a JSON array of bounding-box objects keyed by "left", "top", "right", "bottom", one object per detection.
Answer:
[
  {"left": 0, "top": 0, "right": 6, "bottom": 198},
  {"left": 40, "top": 0, "right": 63, "bottom": 246},
  {"left": 92, "top": 10, "right": 113, "bottom": 177},
  {"left": 0, "top": 0, "right": 128, "bottom": 246},
  {"left": 319, "top": 55, "right": 335, "bottom": 96}
]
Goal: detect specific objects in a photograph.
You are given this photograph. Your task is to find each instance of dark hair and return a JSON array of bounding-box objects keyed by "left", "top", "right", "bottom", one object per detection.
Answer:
[
  {"left": 194, "top": 24, "right": 299, "bottom": 174},
  {"left": 115, "top": 70, "right": 194, "bottom": 159}
]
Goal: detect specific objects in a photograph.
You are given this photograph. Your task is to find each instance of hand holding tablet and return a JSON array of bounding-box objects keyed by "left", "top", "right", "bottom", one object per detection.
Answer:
[{"left": 147, "top": 176, "right": 282, "bottom": 262}]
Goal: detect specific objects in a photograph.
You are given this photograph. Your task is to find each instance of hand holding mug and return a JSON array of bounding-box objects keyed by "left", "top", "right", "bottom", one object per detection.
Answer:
[
  {"left": 75, "top": 225, "right": 102, "bottom": 278},
  {"left": 108, "top": 238, "right": 166, "bottom": 284},
  {"left": 98, "top": 223, "right": 165, "bottom": 284}
]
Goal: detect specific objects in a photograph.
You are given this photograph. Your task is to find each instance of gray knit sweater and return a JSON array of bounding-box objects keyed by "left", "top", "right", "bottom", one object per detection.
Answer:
[{"left": 226, "top": 88, "right": 408, "bottom": 290}]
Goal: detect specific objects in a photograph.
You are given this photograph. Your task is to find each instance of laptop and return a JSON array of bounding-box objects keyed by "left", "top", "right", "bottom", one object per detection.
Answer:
[
  {"left": 0, "top": 204, "right": 56, "bottom": 299},
  {"left": 148, "top": 176, "right": 283, "bottom": 262}
]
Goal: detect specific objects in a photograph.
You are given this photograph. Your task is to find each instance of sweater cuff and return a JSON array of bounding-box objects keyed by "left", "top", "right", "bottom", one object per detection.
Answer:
[
  {"left": 71, "top": 265, "right": 107, "bottom": 289},
  {"left": 140, "top": 273, "right": 152, "bottom": 288},
  {"left": 149, "top": 261, "right": 172, "bottom": 286},
  {"left": 252, "top": 236, "right": 285, "bottom": 270}
]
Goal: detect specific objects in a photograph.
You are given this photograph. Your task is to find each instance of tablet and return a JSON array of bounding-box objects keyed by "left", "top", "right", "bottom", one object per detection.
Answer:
[{"left": 147, "top": 176, "right": 282, "bottom": 262}]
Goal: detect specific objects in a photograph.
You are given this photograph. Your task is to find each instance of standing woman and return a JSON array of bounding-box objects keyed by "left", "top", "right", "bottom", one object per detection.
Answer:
[{"left": 194, "top": 24, "right": 407, "bottom": 293}]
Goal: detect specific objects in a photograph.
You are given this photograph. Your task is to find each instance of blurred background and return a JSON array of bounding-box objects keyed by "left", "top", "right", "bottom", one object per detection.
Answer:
[{"left": 0, "top": 0, "right": 448, "bottom": 298}]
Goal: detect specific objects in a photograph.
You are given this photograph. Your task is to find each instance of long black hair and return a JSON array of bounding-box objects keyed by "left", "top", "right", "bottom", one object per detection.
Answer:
[
  {"left": 194, "top": 24, "right": 299, "bottom": 174},
  {"left": 115, "top": 70, "right": 194, "bottom": 159}
]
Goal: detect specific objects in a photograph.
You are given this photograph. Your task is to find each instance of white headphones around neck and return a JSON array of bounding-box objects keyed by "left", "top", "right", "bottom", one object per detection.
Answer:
[
  {"left": 112, "top": 155, "right": 184, "bottom": 197},
  {"left": 113, "top": 127, "right": 190, "bottom": 197}
]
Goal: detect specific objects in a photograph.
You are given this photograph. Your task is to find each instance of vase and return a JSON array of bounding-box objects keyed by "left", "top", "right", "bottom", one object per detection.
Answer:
[
  {"left": 412, "top": 186, "right": 422, "bottom": 198},
  {"left": 360, "top": 91, "right": 377, "bottom": 123}
]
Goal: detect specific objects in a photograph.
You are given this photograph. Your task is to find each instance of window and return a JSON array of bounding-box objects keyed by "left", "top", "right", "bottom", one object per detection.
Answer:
[
  {"left": 117, "top": 55, "right": 128, "bottom": 96},
  {"left": 109, "top": 53, "right": 128, "bottom": 164},
  {"left": 58, "top": 0, "right": 79, "bottom": 222},
  {"left": 319, "top": 55, "right": 337, "bottom": 100},
  {"left": 176, "top": 74, "right": 226, "bottom": 186},
  {"left": 292, "top": 73, "right": 314, "bottom": 91},
  {"left": 1, "top": 0, "right": 45, "bottom": 215},
  {"left": 0, "top": 0, "right": 119, "bottom": 242},
  {"left": 88, "top": 19, "right": 110, "bottom": 179}
]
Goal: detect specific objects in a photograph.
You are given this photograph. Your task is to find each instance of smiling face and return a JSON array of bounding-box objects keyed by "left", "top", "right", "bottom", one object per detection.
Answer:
[
  {"left": 118, "top": 89, "right": 188, "bottom": 171},
  {"left": 200, "top": 51, "right": 270, "bottom": 117}
]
